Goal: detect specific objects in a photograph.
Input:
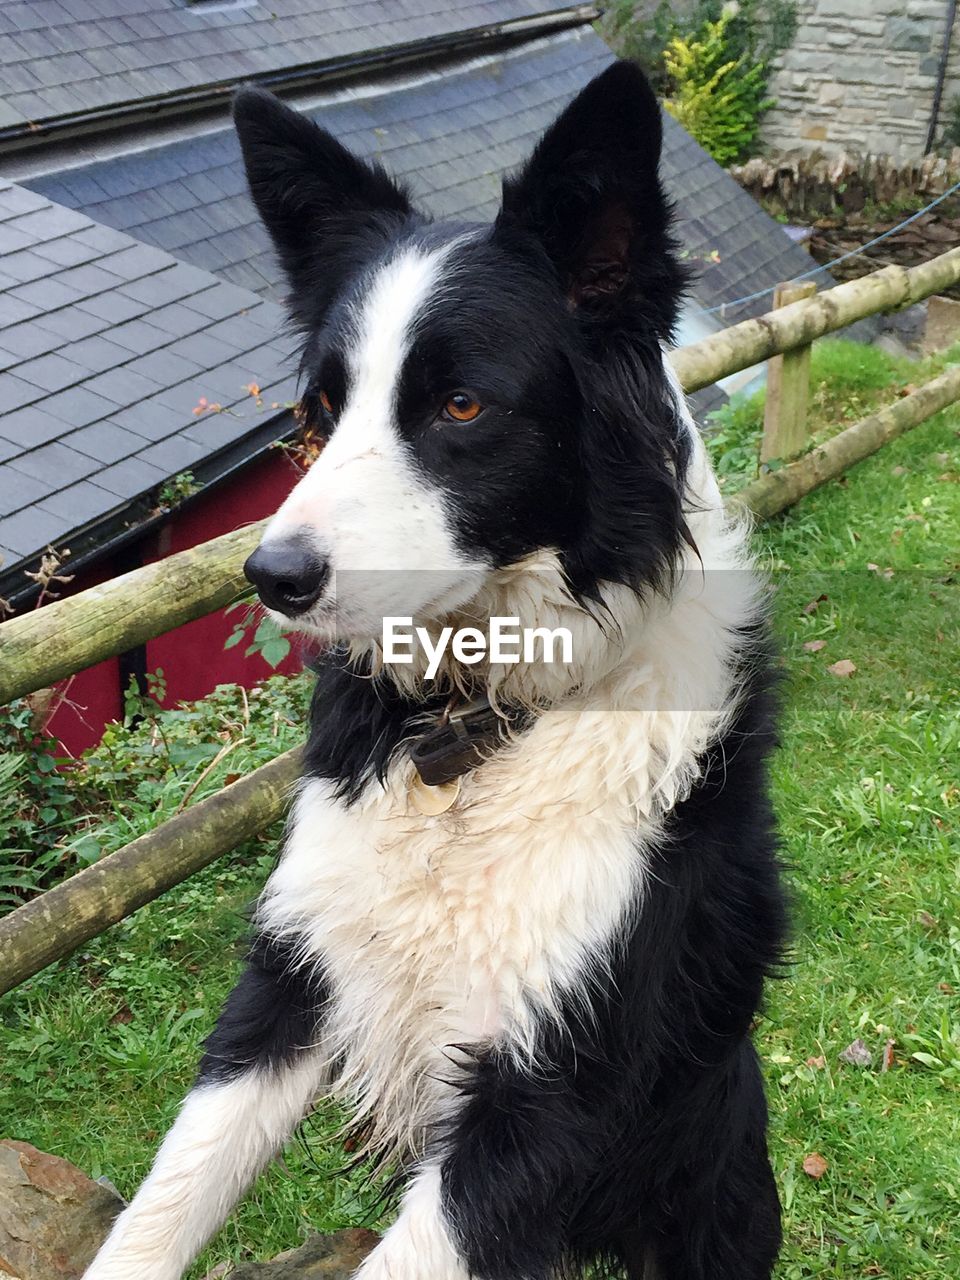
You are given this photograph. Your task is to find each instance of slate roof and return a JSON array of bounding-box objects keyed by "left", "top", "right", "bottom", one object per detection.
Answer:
[
  {"left": 0, "top": 178, "right": 294, "bottom": 589},
  {"left": 0, "top": 0, "right": 586, "bottom": 137},
  {"left": 24, "top": 28, "right": 817, "bottom": 319}
]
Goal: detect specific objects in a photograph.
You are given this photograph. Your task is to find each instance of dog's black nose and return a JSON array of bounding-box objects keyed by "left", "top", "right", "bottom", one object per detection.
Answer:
[{"left": 244, "top": 539, "right": 329, "bottom": 616}]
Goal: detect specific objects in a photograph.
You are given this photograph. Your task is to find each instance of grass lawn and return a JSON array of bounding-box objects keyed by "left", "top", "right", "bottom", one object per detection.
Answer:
[{"left": 1, "top": 339, "right": 958, "bottom": 1278}]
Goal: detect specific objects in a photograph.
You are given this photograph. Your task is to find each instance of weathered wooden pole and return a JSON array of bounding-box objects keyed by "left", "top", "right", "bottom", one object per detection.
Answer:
[
  {"left": 671, "top": 246, "right": 960, "bottom": 393},
  {"left": 0, "top": 520, "right": 265, "bottom": 707},
  {"left": 761, "top": 280, "right": 818, "bottom": 463},
  {"left": 0, "top": 747, "right": 301, "bottom": 998},
  {"left": 735, "top": 363, "right": 960, "bottom": 521}
]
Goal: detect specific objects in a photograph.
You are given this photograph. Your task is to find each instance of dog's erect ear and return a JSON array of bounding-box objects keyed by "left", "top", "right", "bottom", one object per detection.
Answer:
[
  {"left": 495, "top": 62, "right": 681, "bottom": 332},
  {"left": 233, "top": 86, "right": 412, "bottom": 286}
]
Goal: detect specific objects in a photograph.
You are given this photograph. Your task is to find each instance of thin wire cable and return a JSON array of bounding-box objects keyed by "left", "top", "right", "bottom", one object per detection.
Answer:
[{"left": 701, "top": 176, "right": 960, "bottom": 317}]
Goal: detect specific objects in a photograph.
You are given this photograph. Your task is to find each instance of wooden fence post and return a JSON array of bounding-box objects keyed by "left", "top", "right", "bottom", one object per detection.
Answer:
[{"left": 761, "top": 280, "right": 818, "bottom": 463}]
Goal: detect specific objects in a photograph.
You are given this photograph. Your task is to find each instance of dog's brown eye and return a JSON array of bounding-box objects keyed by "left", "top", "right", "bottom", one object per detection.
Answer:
[
  {"left": 319, "top": 390, "right": 334, "bottom": 414},
  {"left": 443, "top": 392, "right": 482, "bottom": 423}
]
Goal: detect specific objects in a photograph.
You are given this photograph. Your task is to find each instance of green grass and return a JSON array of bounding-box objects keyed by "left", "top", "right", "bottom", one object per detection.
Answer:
[{"left": 1, "top": 339, "right": 958, "bottom": 1276}]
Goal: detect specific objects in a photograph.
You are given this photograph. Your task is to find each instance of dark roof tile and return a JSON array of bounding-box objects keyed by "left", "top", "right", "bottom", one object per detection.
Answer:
[
  {"left": 0, "top": 404, "right": 69, "bottom": 449},
  {"left": 0, "top": 374, "right": 42, "bottom": 414},
  {"left": 36, "top": 477, "right": 119, "bottom": 523},
  {"left": 0, "top": 462, "right": 56, "bottom": 511},
  {"left": 94, "top": 454, "right": 167, "bottom": 499},
  {"left": 41, "top": 384, "right": 118, "bottom": 427},
  {"left": 0, "top": 506, "right": 75, "bottom": 558},
  {"left": 68, "top": 418, "right": 144, "bottom": 464},
  {"left": 12, "top": 351, "right": 88, "bottom": 392},
  {"left": 8, "top": 440, "right": 99, "bottom": 486}
]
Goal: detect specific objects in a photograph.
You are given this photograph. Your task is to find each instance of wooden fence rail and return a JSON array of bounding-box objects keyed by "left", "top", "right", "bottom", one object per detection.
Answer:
[
  {"left": 670, "top": 247, "right": 960, "bottom": 393},
  {"left": 2, "top": 246, "right": 960, "bottom": 709},
  {"left": 0, "top": 748, "right": 301, "bottom": 998}
]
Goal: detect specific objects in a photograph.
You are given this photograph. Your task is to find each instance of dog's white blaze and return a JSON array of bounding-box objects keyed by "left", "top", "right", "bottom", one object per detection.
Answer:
[
  {"left": 83, "top": 1058, "right": 323, "bottom": 1280},
  {"left": 261, "top": 240, "right": 486, "bottom": 634}
]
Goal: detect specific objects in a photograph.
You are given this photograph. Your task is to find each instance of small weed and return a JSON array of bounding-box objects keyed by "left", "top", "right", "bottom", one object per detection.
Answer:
[{"left": 158, "top": 471, "right": 203, "bottom": 509}]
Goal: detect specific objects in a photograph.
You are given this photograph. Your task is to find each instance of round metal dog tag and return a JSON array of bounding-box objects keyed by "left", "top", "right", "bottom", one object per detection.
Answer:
[{"left": 409, "top": 773, "right": 461, "bottom": 815}]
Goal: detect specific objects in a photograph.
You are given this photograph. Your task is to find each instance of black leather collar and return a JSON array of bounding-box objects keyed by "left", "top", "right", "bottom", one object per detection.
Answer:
[{"left": 409, "top": 695, "right": 518, "bottom": 787}]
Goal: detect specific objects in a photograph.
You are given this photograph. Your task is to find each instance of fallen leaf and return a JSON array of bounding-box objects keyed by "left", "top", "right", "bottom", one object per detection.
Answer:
[
  {"left": 939, "top": 983, "right": 955, "bottom": 995},
  {"left": 890, "top": 465, "right": 907, "bottom": 476},
  {"left": 803, "top": 1152, "right": 828, "bottom": 1179},
  {"left": 803, "top": 639, "right": 827, "bottom": 652},
  {"left": 866, "top": 562, "right": 879, "bottom": 572},
  {"left": 802, "top": 593, "right": 829, "bottom": 615},
  {"left": 917, "top": 911, "right": 937, "bottom": 929},
  {"left": 827, "top": 659, "right": 857, "bottom": 677},
  {"left": 246, "top": 381, "right": 261, "bottom": 397},
  {"left": 881, "top": 1039, "right": 896, "bottom": 1073},
  {"left": 839, "top": 1037, "right": 872, "bottom": 1067},
  {"left": 806, "top": 1055, "right": 827, "bottom": 1069}
]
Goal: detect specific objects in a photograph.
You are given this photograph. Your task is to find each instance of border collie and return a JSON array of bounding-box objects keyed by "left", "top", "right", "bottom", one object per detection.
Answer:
[{"left": 84, "top": 62, "right": 787, "bottom": 1280}]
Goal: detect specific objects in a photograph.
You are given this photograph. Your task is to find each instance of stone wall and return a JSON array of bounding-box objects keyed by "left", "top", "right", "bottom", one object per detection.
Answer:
[{"left": 761, "top": 0, "right": 960, "bottom": 161}]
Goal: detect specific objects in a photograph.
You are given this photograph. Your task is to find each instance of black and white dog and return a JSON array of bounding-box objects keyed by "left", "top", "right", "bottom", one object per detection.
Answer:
[{"left": 85, "top": 62, "right": 787, "bottom": 1280}]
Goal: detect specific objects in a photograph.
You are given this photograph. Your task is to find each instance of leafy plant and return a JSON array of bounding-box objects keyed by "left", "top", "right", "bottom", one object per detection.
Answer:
[
  {"left": 224, "top": 602, "right": 292, "bottom": 669},
  {"left": 123, "top": 667, "right": 168, "bottom": 726},
  {"left": 664, "top": 10, "right": 773, "bottom": 165},
  {"left": 158, "top": 470, "right": 202, "bottom": 508},
  {"left": 0, "top": 701, "right": 77, "bottom": 908}
]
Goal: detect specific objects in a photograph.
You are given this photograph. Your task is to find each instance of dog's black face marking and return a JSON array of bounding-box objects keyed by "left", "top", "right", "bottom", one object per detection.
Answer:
[{"left": 234, "top": 63, "right": 694, "bottom": 616}]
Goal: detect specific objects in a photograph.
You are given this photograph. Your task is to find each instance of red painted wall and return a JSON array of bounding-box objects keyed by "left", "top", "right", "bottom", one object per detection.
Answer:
[{"left": 45, "top": 448, "right": 305, "bottom": 757}]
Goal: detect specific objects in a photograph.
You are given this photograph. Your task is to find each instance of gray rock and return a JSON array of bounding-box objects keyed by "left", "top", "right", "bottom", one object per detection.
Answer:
[
  {"left": 227, "top": 1230, "right": 380, "bottom": 1278},
  {"left": 0, "top": 1140, "right": 123, "bottom": 1279},
  {"left": 885, "top": 17, "right": 933, "bottom": 51}
]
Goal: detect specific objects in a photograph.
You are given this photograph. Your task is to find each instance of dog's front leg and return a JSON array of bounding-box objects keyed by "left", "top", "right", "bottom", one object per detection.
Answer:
[
  {"left": 353, "top": 1164, "right": 470, "bottom": 1280},
  {"left": 84, "top": 932, "right": 328, "bottom": 1280}
]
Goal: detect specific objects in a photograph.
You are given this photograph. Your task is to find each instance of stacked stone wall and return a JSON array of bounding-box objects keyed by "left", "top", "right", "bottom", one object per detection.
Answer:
[{"left": 761, "top": 0, "right": 960, "bottom": 161}]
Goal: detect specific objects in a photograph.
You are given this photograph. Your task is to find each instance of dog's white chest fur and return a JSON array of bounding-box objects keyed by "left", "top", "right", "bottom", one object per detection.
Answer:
[{"left": 258, "top": 721, "right": 647, "bottom": 1157}]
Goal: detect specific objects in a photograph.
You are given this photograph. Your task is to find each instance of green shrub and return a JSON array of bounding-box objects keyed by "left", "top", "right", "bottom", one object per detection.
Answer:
[
  {"left": 601, "top": 0, "right": 797, "bottom": 162},
  {"left": 664, "top": 11, "right": 773, "bottom": 165},
  {"left": 0, "top": 703, "right": 77, "bottom": 908}
]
